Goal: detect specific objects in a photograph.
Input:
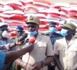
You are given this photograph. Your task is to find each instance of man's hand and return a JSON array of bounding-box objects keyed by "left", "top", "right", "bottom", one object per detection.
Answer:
[
  {"left": 32, "top": 62, "right": 42, "bottom": 70},
  {"left": 16, "top": 39, "right": 24, "bottom": 46},
  {"left": 25, "top": 64, "right": 35, "bottom": 70}
]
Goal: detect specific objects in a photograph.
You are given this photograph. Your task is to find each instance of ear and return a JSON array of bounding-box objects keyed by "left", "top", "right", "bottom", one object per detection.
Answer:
[{"left": 38, "top": 25, "right": 39, "bottom": 28}]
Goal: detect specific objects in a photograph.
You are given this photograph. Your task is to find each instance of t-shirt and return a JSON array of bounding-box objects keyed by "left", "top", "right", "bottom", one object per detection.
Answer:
[{"left": 0, "top": 51, "right": 6, "bottom": 70}]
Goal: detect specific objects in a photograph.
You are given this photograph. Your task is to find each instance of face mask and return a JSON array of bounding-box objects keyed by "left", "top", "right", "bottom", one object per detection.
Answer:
[
  {"left": 49, "top": 27, "right": 56, "bottom": 33},
  {"left": 60, "top": 29, "right": 68, "bottom": 36},
  {"left": 28, "top": 31, "right": 37, "bottom": 36},
  {"left": 2, "top": 30, "right": 8, "bottom": 38}
]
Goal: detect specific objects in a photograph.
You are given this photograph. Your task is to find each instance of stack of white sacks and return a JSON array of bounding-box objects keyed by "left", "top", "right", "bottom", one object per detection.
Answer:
[{"left": 0, "top": 0, "right": 77, "bottom": 36}]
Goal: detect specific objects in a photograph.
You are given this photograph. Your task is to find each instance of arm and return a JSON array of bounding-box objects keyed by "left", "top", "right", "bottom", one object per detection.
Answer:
[
  {"left": 42, "top": 56, "right": 54, "bottom": 66},
  {"left": 0, "top": 42, "right": 16, "bottom": 51},
  {"left": 54, "top": 54, "right": 63, "bottom": 70},
  {"left": 43, "top": 37, "right": 54, "bottom": 66},
  {"left": 9, "top": 42, "right": 16, "bottom": 49},
  {"left": 5, "top": 43, "right": 34, "bottom": 63},
  {"left": 54, "top": 40, "right": 63, "bottom": 70}
]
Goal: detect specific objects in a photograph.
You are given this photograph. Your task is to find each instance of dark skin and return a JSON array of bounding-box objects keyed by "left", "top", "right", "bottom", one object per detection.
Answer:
[
  {"left": 0, "top": 35, "right": 34, "bottom": 69},
  {"left": 54, "top": 54, "right": 64, "bottom": 70},
  {"left": 14, "top": 23, "right": 39, "bottom": 69},
  {"left": 54, "top": 27, "right": 76, "bottom": 70},
  {"left": 15, "top": 29, "right": 25, "bottom": 46},
  {"left": 13, "top": 23, "right": 39, "bottom": 69},
  {"left": 14, "top": 29, "right": 26, "bottom": 69},
  {"left": 14, "top": 22, "right": 54, "bottom": 70},
  {"left": 16, "top": 29, "right": 24, "bottom": 38},
  {"left": 0, "top": 25, "right": 8, "bottom": 40},
  {"left": 0, "top": 26, "right": 35, "bottom": 69},
  {"left": 27, "top": 23, "right": 54, "bottom": 70},
  {"left": 49, "top": 24, "right": 56, "bottom": 36},
  {"left": 0, "top": 26, "right": 25, "bottom": 50},
  {"left": 0, "top": 25, "right": 15, "bottom": 51},
  {"left": 5, "top": 43, "right": 34, "bottom": 64},
  {"left": 49, "top": 24, "right": 63, "bottom": 70}
]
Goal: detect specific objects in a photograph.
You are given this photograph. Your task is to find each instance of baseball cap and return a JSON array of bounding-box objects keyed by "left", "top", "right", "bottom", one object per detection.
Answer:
[
  {"left": 16, "top": 26, "right": 23, "bottom": 31},
  {"left": 49, "top": 21, "right": 56, "bottom": 25}
]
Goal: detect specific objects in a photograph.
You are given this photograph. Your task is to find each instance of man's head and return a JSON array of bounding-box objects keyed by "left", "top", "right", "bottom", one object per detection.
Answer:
[
  {"left": 61, "top": 22, "right": 76, "bottom": 37},
  {"left": 26, "top": 15, "right": 40, "bottom": 36},
  {"left": 0, "top": 23, "right": 8, "bottom": 38},
  {"left": 49, "top": 21, "right": 56, "bottom": 33},
  {"left": 16, "top": 26, "right": 24, "bottom": 37}
]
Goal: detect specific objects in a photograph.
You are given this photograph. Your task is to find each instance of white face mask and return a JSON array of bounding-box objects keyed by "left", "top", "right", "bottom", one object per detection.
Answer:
[{"left": 2, "top": 30, "right": 8, "bottom": 38}]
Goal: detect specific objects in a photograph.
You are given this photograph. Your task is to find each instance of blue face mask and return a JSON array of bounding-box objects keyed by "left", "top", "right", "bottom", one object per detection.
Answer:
[
  {"left": 49, "top": 27, "right": 56, "bottom": 33},
  {"left": 29, "top": 31, "right": 37, "bottom": 36},
  {"left": 60, "top": 29, "right": 68, "bottom": 36}
]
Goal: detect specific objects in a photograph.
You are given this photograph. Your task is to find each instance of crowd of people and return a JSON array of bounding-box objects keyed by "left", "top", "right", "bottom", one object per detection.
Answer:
[{"left": 0, "top": 15, "right": 77, "bottom": 70}]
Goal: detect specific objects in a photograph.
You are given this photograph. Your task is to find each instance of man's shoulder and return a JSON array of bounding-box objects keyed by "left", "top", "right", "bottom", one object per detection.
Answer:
[
  {"left": 56, "top": 37, "right": 64, "bottom": 42},
  {"left": 54, "top": 33, "right": 62, "bottom": 37}
]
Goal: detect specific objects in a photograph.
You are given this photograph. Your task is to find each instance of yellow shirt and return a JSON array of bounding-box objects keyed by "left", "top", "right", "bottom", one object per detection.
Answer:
[{"left": 54, "top": 37, "right": 77, "bottom": 70}]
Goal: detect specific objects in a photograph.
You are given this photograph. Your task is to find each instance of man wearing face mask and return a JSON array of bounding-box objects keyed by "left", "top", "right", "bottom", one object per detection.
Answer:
[
  {"left": 49, "top": 21, "right": 63, "bottom": 49},
  {"left": 0, "top": 23, "right": 16, "bottom": 70},
  {"left": 0, "top": 23, "right": 15, "bottom": 51},
  {"left": 15, "top": 15, "right": 54, "bottom": 70},
  {"left": 54, "top": 22, "right": 77, "bottom": 70},
  {"left": 48, "top": 22, "right": 63, "bottom": 70}
]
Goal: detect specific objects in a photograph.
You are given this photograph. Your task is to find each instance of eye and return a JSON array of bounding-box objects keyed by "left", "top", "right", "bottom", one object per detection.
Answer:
[{"left": 28, "top": 26, "right": 35, "bottom": 28}]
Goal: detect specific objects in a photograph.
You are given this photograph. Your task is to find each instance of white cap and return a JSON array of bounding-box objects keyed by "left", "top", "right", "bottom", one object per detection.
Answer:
[{"left": 0, "top": 23, "right": 8, "bottom": 27}]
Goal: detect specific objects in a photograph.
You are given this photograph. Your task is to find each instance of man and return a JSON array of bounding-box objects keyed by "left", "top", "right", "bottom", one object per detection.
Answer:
[
  {"left": 13, "top": 15, "right": 54, "bottom": 70},
  {"left": 0, "top": 23, "right": 16, "bottom": 70},
  {"left": 54, "top": 22, "right": 77, "bottom": 70},
  {"left": 12, "top": 26, "right": 25, "bottom": 70},
  {"left": 49, "top": 21, "right": 63, "bottom": 49},
  {"left": 0, "top": 43, "right": 34, "bottom": 70},
  {"left": 15, "top": 26, "right": 25, "bottom": 50},
  {"left": 20, "top": 15, "right": 54, "bottom": 70},
  {"left": 48, "top": 21, "right": 63, "bottom": 70},
  {"left": 16, "top": 26, "right": 24, "bottom": 38},
  {"left": 0, "top": 23, "right": 14, "bottom": 50}
]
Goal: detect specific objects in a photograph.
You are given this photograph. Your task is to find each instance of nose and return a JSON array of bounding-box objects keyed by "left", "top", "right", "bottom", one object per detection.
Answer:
[{"left": 29, "top": 27, "right": 34, "bottom": 32}]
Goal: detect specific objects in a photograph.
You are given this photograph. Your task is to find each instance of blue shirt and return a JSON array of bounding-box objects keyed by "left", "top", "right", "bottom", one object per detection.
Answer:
[
  {"left": 0, "top": 51, "right": 6, "bottom": 70},
  {"left": 0, "top": 38, "right": 15, "bottom": 50},
  {"left": 49, "top": 33, "right": 63, "bottom": 49}
]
